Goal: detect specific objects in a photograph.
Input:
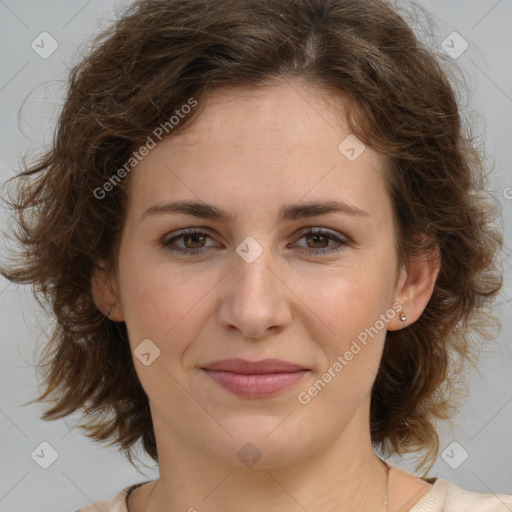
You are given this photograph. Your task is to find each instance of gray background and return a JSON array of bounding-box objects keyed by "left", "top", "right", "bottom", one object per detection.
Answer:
[{"left": 1, "top": 1, "right": 511, "bottom": 510}]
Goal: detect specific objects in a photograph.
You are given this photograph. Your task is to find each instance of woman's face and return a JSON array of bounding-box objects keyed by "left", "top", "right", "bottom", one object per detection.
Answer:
[{"left": 96, "top": 80, "right": 432, "bottom": 469}]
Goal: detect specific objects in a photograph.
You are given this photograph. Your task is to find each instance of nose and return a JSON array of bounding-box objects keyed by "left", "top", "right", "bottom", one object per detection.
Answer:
[{"left": 217, "top": 237, "right": 293, "bottom": 340}]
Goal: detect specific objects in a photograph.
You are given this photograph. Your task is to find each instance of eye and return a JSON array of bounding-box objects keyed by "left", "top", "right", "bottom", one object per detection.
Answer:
[
  {"left": 161, "top": 227, "right": 349, "bottom": 256},
  {"left": 293, "top": 228, "right": 349, "bottom": 255},
  {"left": 161, "top": 228, "right": 217, "bottom": 255}
]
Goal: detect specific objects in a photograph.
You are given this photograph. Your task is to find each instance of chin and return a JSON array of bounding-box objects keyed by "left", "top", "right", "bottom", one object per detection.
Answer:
[{"left": 205, "top": 415, "right": 319, "bottom": 470}]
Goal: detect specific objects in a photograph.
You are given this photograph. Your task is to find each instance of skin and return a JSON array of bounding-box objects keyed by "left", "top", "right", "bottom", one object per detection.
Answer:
[{"left": 92, "top": 78, "right": 440, "bottom": 512}]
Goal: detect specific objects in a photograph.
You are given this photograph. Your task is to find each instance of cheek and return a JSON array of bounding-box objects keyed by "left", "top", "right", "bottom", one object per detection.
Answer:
[
  {"left": 117, "top": 252, "right": 223, "bottom": 360},
  {"left": 299, "top": 256, "right": 394, "bottom": 347},
  {"left": 293, "top": 264, "right": 392, "bottom": 421},
  {"left": 117, "top": 260, "right": 222, "bottom": 404}
]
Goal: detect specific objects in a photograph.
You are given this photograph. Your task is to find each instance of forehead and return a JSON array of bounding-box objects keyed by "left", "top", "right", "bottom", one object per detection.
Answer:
[
  {"left": 168, "top": 80, "right": 354, "bottom": 150},
  {"left": 126, "top": 80, "right": 391, "bottom": 226}
]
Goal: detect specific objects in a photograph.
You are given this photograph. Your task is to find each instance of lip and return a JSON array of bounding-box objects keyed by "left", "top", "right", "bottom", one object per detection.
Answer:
[
  {"left": 202, "top": 358, "right": 306, "bottom": 374},
  {"left": 201, "top": 358, "right": 309, "bottom": 398}
]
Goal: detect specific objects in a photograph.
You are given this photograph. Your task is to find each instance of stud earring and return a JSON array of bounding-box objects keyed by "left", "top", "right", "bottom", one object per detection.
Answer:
[{"left": 399, "top": 312, "right": 407, "bottom": 322}]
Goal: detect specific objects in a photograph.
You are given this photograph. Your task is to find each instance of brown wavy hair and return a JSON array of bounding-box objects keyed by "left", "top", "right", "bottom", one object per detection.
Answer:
[{"left": 1, "top": 0, "right": 503, "bottom": 474}]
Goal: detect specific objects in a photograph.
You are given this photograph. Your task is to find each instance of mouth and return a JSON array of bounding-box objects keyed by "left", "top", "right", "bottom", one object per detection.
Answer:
[{"left": 200, "top": 358, "right": 309, "bottom": 398}]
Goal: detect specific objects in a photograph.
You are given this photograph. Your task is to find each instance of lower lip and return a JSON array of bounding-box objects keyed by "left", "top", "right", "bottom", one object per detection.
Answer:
[{"left": 202, "top": 369, "right": 308, "bottom": 398}]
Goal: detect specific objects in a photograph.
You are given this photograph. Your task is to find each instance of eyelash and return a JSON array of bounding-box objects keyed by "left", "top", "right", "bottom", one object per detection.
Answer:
[{"left": 161, "top": 227, "right": 349, "bottom": 256}]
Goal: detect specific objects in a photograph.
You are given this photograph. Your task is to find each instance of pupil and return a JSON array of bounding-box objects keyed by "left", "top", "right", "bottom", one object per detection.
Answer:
[
  {"left": 186, "top": 234, "right": 204, "bottom": 248},
  {"left": 309, "top": 234, "right": 327, "bottom": 248}
]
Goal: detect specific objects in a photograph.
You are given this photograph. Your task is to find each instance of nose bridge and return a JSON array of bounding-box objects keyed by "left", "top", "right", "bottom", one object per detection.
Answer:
[
  {"left": 234, "top": 234, "right": 278, "bottom": 302},
  {"left": 235, "top": 237, "right": 275, "bottom": 293},
  {"left": 218, "top": 234, "right": 291, "bottom": 338}
]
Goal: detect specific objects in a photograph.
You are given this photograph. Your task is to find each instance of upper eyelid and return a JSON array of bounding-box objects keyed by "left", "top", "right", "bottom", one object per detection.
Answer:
[
  {"left": 162, "top": 226, "right": 348, "bottom": 245},
  {"left": 162, "top": 227, "right": 216, "bottom": 243}
]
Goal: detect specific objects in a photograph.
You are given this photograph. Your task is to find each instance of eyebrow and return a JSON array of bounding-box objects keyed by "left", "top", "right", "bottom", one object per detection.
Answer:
[{"left": 141, "top": 199, "right": 370, "bottom": 223}]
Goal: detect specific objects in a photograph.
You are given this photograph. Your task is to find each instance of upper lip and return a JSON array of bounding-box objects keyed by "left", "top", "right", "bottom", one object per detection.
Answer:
[{"left": 201, "top": 358, "right": 307, "bottom": 374}]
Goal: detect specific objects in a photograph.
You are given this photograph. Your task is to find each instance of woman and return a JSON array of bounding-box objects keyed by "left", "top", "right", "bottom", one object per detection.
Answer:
[{"left": 2, "top": 0, "right": 511, "bottom": 510}]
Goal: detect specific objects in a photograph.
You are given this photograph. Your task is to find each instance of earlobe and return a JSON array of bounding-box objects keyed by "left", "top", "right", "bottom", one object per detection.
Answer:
[
  {"left": 91, "top": 258, "right": 125, "bottom": 322},
  {"left": 388, "top": 243, "right": 441, "bottom": 331}
]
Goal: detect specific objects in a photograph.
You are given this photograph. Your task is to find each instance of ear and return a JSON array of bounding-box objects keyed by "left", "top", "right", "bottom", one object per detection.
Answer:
[
  {"left": 387, "top": 241, "right": 441, "bottom": 331},
  {"left": 91, "top": 258, "right": 125, "bottom": 322}
]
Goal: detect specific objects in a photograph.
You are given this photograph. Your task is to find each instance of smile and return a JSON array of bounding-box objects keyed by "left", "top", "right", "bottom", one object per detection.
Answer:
[
  {"left": 201, "top": 369, "right": 309, "bottom": 398},
  {"left": 200, "top": 358, "right": 310, "bottom": 398}
]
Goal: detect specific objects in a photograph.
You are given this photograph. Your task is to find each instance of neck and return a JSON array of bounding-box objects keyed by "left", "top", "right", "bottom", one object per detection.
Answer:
[{"left": 145, "top": 407, "right": 389, "bottom": 512}]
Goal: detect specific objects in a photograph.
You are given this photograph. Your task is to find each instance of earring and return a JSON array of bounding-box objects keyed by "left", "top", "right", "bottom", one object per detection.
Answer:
[{"left": 399, "top": 312, "right": 407, "bottom": 322}]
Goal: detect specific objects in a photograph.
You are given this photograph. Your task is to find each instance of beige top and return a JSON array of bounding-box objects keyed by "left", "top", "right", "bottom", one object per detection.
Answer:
[{"left": 75, "top": 477, "right": 512, "bottom": 511}]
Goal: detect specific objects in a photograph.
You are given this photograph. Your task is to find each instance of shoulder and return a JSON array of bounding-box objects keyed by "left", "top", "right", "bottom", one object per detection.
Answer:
[
  {"left": 73, "top": 482, "right": 146, "bottom": 512},
  {"left": 444, "top": 480, "right": 512, "bottom": 512},
  {"left": 73, "top": 478, "right": 512, "bottom": 512},
  {"left": 411, "top": 477, "right": 512, "bottom": 512}
]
